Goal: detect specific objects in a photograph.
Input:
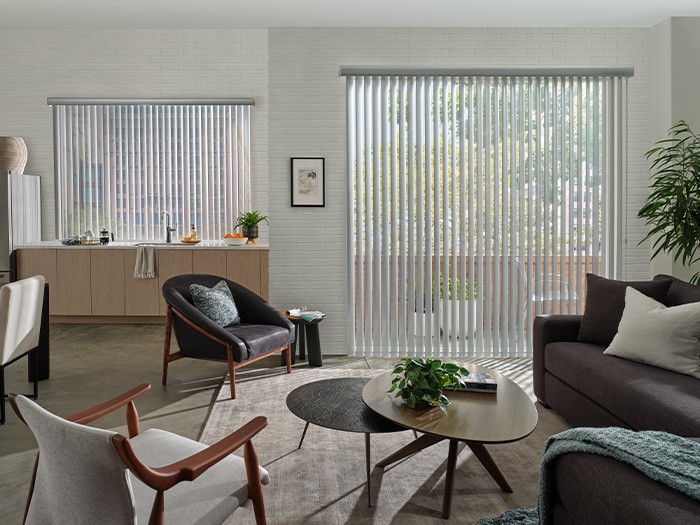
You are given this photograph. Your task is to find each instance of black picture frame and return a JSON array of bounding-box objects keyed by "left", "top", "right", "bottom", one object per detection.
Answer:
[{"left": 291, "top": 157, "right": 325, "bottom": 207}]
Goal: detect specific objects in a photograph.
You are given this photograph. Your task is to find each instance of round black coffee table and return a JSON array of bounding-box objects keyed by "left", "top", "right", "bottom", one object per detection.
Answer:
[{"left": 286, "top": 377, "right": 406, "bottom": 507}]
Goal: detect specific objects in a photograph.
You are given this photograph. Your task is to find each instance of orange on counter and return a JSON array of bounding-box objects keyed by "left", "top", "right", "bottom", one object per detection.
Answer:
[
  {"left": 233, "top": 232, "right": 244, "bottom": 238},
  {"left": 224, "top": 233, "right": 234, "bottom": 238}
]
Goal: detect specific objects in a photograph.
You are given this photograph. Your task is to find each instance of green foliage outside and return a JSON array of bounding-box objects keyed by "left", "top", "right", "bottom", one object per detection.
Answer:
[{"left": 352, "top": 78, "right": 605, "bottom": 257}]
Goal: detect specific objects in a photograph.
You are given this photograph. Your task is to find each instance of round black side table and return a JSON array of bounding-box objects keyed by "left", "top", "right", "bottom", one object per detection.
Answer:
[
  {"left": 281, "top": 315, "right": 324, "bottom": 367},
  {"left": 286, "top": 377, "right": 406, "bottom": 507}
]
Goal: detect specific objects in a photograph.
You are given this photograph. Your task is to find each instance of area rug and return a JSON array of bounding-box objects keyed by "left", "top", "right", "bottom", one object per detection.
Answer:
[{"left": 201, "top": 363, "right": 570, "bottom": 524}]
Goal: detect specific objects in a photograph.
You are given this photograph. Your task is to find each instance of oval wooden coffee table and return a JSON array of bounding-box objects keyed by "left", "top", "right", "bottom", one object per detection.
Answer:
[{"left": 362, "top": 365, "right": 538, "bottom": 519}]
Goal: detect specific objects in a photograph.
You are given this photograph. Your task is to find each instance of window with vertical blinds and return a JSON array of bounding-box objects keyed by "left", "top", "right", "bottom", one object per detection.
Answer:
[
  {"left": 51, "top": 100, "right": 252, "bottom": 240},
  {"left": 344, "top": 68, "right": 630, "bottom": 358}
]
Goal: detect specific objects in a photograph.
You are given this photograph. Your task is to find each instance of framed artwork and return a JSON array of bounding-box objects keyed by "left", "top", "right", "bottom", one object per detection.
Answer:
[{"left": 291, "top": 157, "right": 325, "bottom": 207}]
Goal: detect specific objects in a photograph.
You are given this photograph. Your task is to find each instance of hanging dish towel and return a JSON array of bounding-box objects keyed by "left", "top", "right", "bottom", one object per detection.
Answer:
[{"left": 134, "top": 245, "right": 156, "bottom": 279}]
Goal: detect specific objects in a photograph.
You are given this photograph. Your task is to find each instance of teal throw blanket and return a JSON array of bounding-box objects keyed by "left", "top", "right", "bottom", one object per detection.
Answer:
[{"left": 476, "top": 427, "right": 700, "bottom": 525}]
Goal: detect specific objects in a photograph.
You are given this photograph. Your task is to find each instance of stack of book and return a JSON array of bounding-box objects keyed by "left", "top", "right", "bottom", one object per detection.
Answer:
[
  {"left": 285, "top": 306, "right": 325, "bottom": 322},
  {"left": 453, "top": 372, "right": 498, "bottom": 393}
]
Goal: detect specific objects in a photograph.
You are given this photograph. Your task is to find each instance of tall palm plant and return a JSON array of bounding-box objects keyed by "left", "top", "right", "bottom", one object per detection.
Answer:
[{"left": 639, "top": 120, "right": 700, "bottom": 283}]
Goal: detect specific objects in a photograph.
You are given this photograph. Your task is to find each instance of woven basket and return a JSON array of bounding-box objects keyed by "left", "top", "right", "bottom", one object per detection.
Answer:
[{"left": 0, "top": 137, "right": 28, "bottom": 173}]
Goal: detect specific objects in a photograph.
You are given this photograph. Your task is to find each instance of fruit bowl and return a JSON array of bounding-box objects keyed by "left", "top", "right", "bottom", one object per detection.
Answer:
[{"left": 224, "top": 237, "right": 246, "bottom": 246}]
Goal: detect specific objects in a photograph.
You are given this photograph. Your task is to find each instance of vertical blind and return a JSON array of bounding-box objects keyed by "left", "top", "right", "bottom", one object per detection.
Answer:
[
  {"left": 52, "top": 101, "right": 251, "bottom": 240},
  {"left": 345, "top": 69, "right": 629, "bottom": 358}
]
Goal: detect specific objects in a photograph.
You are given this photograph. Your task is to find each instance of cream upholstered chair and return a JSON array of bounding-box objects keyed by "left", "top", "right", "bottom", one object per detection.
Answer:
[
  {"left": 10, "top": 384, "right": 269, "bottom": 525},
  {"left": 0, "top": 275, "right": 45, "bottom": 424}
]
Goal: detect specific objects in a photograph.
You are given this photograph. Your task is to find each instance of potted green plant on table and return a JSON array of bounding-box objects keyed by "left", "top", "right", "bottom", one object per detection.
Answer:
[
  {"left": 387, "top": 357, "right": 469, "bottom": 412},
  {"left": 235, "top": 210, "right": 269, "bottom": 245},
  {"left": 639, "top": 120, "right": 700, "bottom": 283}
]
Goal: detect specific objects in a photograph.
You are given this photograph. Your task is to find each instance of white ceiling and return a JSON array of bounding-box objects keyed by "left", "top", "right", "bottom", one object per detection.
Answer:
[{"left": 2, "top": 0, "right": 699, "bottom": 29}]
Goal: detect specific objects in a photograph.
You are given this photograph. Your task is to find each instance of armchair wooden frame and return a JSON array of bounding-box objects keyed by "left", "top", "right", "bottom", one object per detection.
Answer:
[
  {"left": 163, "top": 306, "right": 292, "bottom": 399},
  {"left": 10, "top": 383, "right": 268, "bottom": 525}
]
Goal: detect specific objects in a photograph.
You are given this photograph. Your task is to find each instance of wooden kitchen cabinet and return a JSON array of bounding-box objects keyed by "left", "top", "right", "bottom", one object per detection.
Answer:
[
  {"left": 227, "top": 250, "right": 261, "bottom": 297},
  {"left": 124, "top": 250, "right": 161, "bottom": 316},
  {"left": 192, "top": 250, "right": 227, "bottom": 277},
  {"left": 15, "top": 246, "right": 269, "bottom": 320},
  {"left": 16, "top": 249, "right": 58, "bottom": 314},
  {"left": 91, "top": 250, "right": 126, "bottom": 315},
  {"left": 157, "top": 250, "right": 193, "bottom": 315},
  {"left": 55, "top": 250, "right": 92, "bottom": 315}
]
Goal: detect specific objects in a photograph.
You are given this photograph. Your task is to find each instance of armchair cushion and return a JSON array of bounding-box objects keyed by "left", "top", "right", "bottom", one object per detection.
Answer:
[
  {"left": 225, "top": 324, "right": 292, "bottom": 359},
  {"left": 190, "top": 280, "right": 241, "bottom": 327},
  {"left": 129, "top": 428, "right": 270, "bottom": 524}
]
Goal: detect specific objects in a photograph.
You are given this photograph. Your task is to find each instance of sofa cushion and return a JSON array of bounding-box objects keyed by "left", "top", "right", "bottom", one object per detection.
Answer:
[
  {"left": 225, "top": 324, "right": 291, "bottom": 360},
  {"left": 605, "top": 287, "right": 700, "bottom": 378},
  {"left": 544, "top": 341, "right": 700, "bottom": 436},
  {"left": 655, "top": 274, "right": 700, "bottom": 306},
  {"left": 577, "top": 273, "right": 672, "bottom": 346}
]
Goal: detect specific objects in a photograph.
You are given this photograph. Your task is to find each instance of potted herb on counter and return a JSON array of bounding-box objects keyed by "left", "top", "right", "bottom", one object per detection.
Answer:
[
  {"left": 388, "top": 357, "right": 469, "bottom": 412},
  {"left": 235, "top": 210, "right": 269, "bottom": 244}
]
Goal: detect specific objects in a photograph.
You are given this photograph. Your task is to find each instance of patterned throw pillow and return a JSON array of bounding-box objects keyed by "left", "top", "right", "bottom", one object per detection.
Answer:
[{"left": 190, "top": 280, "right": 241, "bottom": 327}]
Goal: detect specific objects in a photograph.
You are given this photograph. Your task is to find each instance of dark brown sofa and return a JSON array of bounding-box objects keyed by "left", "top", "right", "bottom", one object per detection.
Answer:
[
  {"left": 550, "top": 449, "right": 700, "bottom": 524},
  {"left": 533, "top": 274, "right": 700, "bottom": 437},
  {"left": 534, "top": 274, "right": 700, "bottom": 523}
]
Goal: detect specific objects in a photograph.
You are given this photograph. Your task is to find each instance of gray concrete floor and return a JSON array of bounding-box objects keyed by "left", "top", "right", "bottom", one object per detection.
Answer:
[{"left": 0, "top": 323, "right": 356, "bottom": 523}]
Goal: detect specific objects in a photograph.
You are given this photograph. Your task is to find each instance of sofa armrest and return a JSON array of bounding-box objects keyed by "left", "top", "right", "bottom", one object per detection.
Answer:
[
  {"left": 551, "top": 451, "right": 700, "bottom": 522},
  {"left": 533, "top": 314, "right": 582, "bottom": 404}
]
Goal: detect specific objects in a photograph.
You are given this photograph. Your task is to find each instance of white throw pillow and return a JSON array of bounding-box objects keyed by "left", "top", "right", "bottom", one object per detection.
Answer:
[{"left": 604, "top": 287, "right": 700, "bottom": 378}]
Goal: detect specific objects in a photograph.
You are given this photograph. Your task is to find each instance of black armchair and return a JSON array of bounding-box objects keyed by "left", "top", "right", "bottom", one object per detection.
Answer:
[{"left": 162, "top": 274, "right": 295, "bottom": 399}]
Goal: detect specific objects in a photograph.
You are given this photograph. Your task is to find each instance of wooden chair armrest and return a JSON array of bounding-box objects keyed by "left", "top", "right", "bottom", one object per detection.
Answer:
[
  {"left": 170, "top": 306, "right": 243, "bottom": 348},
  {"left": 66, "top": 383, "right": 151, "bottom": 426},
  {"left": 114, "top": 415, "right": 268, "bottom": 492}
]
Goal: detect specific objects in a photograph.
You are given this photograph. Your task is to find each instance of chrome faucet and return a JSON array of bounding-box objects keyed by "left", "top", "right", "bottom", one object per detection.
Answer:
[{"left": 161, "top": 211, "right": 176, "bottom": 243}]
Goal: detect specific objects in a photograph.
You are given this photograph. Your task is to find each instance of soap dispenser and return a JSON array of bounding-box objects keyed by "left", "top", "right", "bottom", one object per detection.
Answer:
[{"left": 190, "top": 224, "right": 198, "bottom": 240}]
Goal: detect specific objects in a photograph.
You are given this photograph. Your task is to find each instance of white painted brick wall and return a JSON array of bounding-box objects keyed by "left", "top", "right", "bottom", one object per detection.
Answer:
[
  {"left": 268, "top": 27, "right": 652, "bottom": 355},
  {"left": 0, "top": 27, "right": 654, "bottom": 356},
  {"left": 0, "top": 29, "right": 269, "bottom": 241}
]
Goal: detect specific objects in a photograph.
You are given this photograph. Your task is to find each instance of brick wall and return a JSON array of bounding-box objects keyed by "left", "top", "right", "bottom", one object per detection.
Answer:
[
  {"left": 0, "top": 29, "right": 269, "bottom": 241},
  {"left": 0, "top": 28, "right": 654, "bottom": 355},
  {"left": 268, "top": 27, "right": 652, "bottom": 355}
]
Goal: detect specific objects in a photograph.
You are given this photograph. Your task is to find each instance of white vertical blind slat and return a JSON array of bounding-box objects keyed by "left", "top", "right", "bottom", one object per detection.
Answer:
[
  {"left": 390, "top": 77, "right": 400, "bottom": 356},
  {"left": 407, "top": 77, "right": 417, "bottom": 356},
  {"left": 381, "top": 77, "right": 391, "bottom": 356},
  {"left": 347, "top": 77, "right": 357, "bottom": 355},
  {"left": 364, "top": 77, "right": 373, "bottom": 354},
  {"left": 466, "top": 78, "right": 476, "bottom": 357},
  {"left": 397, "top": 77, "right": 407, "bottom": 356}
]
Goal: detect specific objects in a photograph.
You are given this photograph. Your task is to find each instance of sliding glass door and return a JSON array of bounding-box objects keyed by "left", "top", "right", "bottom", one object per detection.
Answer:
[{"left": 345, "top": 69, "right": 629, "bottom": 358}]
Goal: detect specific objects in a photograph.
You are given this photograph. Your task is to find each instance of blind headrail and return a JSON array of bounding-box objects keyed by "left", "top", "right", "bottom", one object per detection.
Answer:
[
  {"left": 339, "top": 66, "right": 634, "bottom": 78},
  {"left": 47, "top": 97, "right": 255, "bottom": 106}
]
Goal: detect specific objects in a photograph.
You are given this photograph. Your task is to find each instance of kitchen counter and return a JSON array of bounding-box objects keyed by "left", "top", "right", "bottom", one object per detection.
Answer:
[
  {"left": 15, "top": 240, "right": 269, "bottom": 250},
  {"left": 15, "top": 241, "right": 269, "bottom": 322}
]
